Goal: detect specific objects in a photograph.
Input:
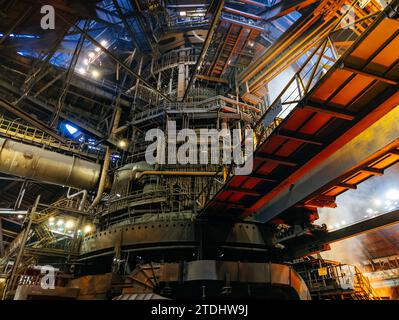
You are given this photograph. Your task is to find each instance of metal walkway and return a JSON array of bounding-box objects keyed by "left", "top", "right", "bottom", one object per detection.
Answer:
[
  {"left": 203, "top": 9, "right": 399, "bottom": 221},
  {"left": 0, "top": 116, "right": 99, "bottom": 161}
]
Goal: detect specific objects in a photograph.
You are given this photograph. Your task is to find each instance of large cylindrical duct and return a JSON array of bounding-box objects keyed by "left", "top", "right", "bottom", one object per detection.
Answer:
[{"left": 0, "top": 138, "right": 101, "bottom": 189}]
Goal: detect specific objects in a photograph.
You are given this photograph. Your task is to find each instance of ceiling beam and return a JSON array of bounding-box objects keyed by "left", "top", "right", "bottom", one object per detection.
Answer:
[
  {"left": 250, "top": 174, "right": 278, "bottom": 183},
  {"left": 336, "top": 182, "right": 357, "bottom": 190},
  {"left": 342, "top": 65, "right": 399, "bottom": 86},
  {"left": 360, "top": 167, "right": 384, "bottom": 176},
  {"left": 257, "top": 153, "right": 298, "bottom": 167},
  {"left": 276, "top": 129, "right": 324, "bottom": 146},
  {"left": 304, "top": 100, "right": 356, "bottom": 121},
  {"left": 228, "top": 187, "right": 261, "bottom": 196}
]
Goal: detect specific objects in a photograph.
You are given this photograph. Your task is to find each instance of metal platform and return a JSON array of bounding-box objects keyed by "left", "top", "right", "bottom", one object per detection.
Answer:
[{"left": 203, "top": 12, "right": 399, "bottom": 221}]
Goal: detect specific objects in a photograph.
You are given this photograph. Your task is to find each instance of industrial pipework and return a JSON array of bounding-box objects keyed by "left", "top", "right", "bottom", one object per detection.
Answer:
[{"left": 0, "top": 138, "right": 101, "bottom": 189}]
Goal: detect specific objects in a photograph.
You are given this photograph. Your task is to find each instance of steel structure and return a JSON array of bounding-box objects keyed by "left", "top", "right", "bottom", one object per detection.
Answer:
[{"left": 0, "top": 0, "right": 398, "bottom": 300}]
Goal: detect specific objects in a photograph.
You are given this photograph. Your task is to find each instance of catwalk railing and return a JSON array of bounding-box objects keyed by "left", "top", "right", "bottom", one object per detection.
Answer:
[
  {"left": 0, "top": 116, "right": 100, "bottom": 160},
  {"left": 242, "top": 0, "right": 386, "bottom": 103},
  {"left": 254, "top": 1, "right": 386, "bottom": 143}
]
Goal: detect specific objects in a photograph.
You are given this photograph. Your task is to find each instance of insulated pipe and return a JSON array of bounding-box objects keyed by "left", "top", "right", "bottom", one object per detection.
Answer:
[
  {"left": 114, "top": 162, "right": 224, "bottom": 185},
  {"left": 89, "top": 146, "right": 111, "bottom": 211},
  {"left": 67, "top": 188, "right": 88, "bottom": 211},
  {"left": 0, "top": 138, "right": 101, "bottom": 190}
]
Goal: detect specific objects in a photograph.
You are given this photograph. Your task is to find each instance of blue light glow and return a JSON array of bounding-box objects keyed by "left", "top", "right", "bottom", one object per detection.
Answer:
[
  {"left": 65, "top": 124, "right": 78, "bottom": 135},
  {"left": 0, "top": 33, "right": 39, "bottom": 39}
]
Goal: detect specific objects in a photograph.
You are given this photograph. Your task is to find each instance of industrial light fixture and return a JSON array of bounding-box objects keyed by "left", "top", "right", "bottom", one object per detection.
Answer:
[
  {"left": 83, "top": 58, "right": 89, "bottom": 65},
  {"left": 65, "top": 124, "right": 78, "bottom": 135},
  {"left": 17, "top": 214, "right": 24, "bottom": 219},
  {"left": 84, "top": 225, "right": 92, "bottom": 234},
  {"left": 88, "top": 52, "right": 95, "bottom": 59},
  {"left": 100, "top": 40, "right": 108, "bottom": 46},
  {"left": 57, "top": 219, "right": 64, "bottom": 226},
  {"left": 118, "top": 139, "right": 128, "bottom": 149},
  {"left": 77, "top": 67, "right": 86, "bottom": 75},
  {"left": 65, "top": 220, "right": 75, "bottom": 229},
  {"left": 91, "top": 70, "right": 100, "bottom": 78},
  {"left": 179, "top": 11, "right": 186, "bottom": 16}
]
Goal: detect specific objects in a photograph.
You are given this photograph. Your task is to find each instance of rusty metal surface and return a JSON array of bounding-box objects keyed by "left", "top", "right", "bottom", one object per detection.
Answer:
[
  {"left": 14, "top": 285, "right": 80, "bottom": 300},
  {"left": 160, "top": 260, "right": 311, "bottom": 300}
]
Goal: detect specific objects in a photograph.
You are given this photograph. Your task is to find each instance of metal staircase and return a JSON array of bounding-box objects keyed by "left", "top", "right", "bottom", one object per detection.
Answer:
[
  {"left": 1, "top": 198, "right": 77, "bottom": 256},
  {"left": 32, "top": 197, "right": 82, "bottom": 224},
  {"left": 31, "top": 224, "right": 57, "bottom": 249},
  {"left": 211, "top": 25, "right": 243, "bottom": 76}
]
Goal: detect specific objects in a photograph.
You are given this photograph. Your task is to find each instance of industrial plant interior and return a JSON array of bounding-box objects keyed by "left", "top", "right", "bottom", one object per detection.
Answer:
[{"left": 0, "top": 0, "right": 398, "bottom": 301}]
